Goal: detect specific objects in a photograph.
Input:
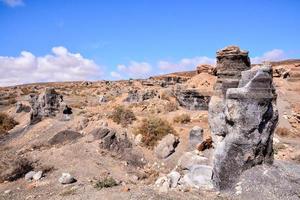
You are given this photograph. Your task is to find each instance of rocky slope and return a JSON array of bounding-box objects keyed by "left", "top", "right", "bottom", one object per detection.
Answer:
[{"left": 0, "top": 46, "right": 300, "bottom": 200}]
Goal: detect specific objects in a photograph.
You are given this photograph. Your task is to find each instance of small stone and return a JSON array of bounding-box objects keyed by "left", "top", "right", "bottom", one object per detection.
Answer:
[
  {"left": 167, "top": 171, "right": 181, "bottom": 188},
  {"left": 58, "top": 173, "right": 76, "bottom": 184},
  {"left": 33, "top": 171, "right": 43, "bottom": 180},
  {"left": 134, "top": 134, "right": 143, "bottom": 145},
  {"left": 25, "top": 171, "right": 36, "bottom": 181},
  {"left": 122, "top": 186, "right": 130, "bottom": 192},
  {"left": 159, "top": 181, "right": 170, "bottom": 193},
  {"left": 4, "top": 190, "right": 11, "bottom": 194}
]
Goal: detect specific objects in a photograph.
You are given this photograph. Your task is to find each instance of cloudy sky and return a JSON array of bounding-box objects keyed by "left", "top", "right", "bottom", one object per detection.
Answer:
[{"left": 0, "top": 0, "right": 299, "bottom": 86}]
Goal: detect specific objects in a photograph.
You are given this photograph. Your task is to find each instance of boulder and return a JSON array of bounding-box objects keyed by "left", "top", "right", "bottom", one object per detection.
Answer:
[
  {"left": 180, "top": 165, "right": 213, "bottom": 189},
  {"left": 189, "top": 126, "right": 203, "bottom": 150},
  {"left": 16, "top": 102, "right": 31, "bottom": 113},
  {"left": 24, "top": 171, "right": 36, "bottom": 181},
  {"left": 208, "top": 46, "right": 279, "bottom": 191},
  {"left": 99, "top": 130, "right": 132, "bottom": 153},
  {"left": 48, "top": 130, "right": 82, "bottom": 146},
  {"left": 29, "top": 88, "right": 63, "bottom": 125},
  {"left": 154, "top": 134, "right": 179, "bottom": 159},
  {"left": 58, "top": 173, "right": 76, "bottom": 184},
  {"left": 177, "top": 151, "right": 209, "bottom": 170},
  {"left": 167, "top": 171, "right": 181, "bottom": 188},
  {"left": 124, "top": 90, "right": 140, "bottom": 103},
  {"left": 211, "top": 66, "right": 278, "bottom": 190},
  {"left": 237, "top": 161, "right": 300, "bottom": 200},
  {"left": 33, "top": 171, "right": 43, "bottom": 180},
  {"left": 91, "top": 127, "right": 114, "bottom": 140}
]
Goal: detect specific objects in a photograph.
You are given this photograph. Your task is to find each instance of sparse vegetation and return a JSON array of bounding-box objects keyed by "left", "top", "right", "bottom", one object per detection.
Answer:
[
  {"left": 94, "top": 177, "right": 118, "bottom": 190},
  {"left": 110, "top": 105, "right": 136, "bottom": 127},
  {"left": 276, "top": 127, "right": 290, "bottom": 137},
  {"left": 173, "top": 113, "right": 191, "bottom": 124},
  {"left": 20, "top": 87, "right": 37, "bottom": 95},
  {"left": 0, "top": 151, "right": 33, "bottom": 182},
  {"left": 0, "top": 112, "right": 18, "bottom": 135},
  {"left": 164, "top": 101, "right": 178, "bottom": 112},
  {"left": 134, "top": 117, "right": 176, "bottom": 148}
]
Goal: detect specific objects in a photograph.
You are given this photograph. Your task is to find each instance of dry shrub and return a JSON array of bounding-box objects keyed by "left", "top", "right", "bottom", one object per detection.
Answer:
[
  {"left": 110, "top": 105, "right": 136, "bottom": 127},
  {"left": 164, "top": 101, "right": 178, "bottom": 113},
  {"left": 0, "top": 151, "right": 33, "bottom": 182},
  {"left": 0, "top": 113, "right": 18, "bottom": 136},
  {"left": 20, "top": 87, "right": 37, "bottom": 95},
  {"left": 173, "top": 113, "right": 191, "bottom": 124},
  {"left": 134, "top": 117, "right": 175, "bottom": 148},
  {"left": 276, "top": 127, "right": 290, "bottom": 137}
]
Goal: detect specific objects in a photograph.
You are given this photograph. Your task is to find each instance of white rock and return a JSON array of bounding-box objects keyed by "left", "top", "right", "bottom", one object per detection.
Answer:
[
  {"left": 25, "top": 171, "right": 36, "bottom": 181},
  {"left": 33, "top": 171, "right": 43, "bottom": 180},
  {"left": 134, "top": 134, "right": 143, "bottom": 145},
  {"left": 58, "top": 173, "right": 76, "bottom": 184},
  {"left": 159, "top": 181, "right": 170, "bottom": 193},
  {"left": 167, "top": 171, "right": 181, "bottom": 188},
  {"left": 4, "top": 190, "right": 11, "bottom": 194},
  {"left": 178, "top": 152, "right": 208, "bottom": 170},
  {"left": 180, "top": 165, "right": 213, "bottom": 189}
]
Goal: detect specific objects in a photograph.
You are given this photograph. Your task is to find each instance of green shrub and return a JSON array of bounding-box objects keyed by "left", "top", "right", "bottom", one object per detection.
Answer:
[
  {"left": 173, "top": 113, "right": 191, "bottom": 124},
  {"left": 110, "top": 106, "right": 136, "bottom": 127},
  {"left": 134, "top": 117, "right": 175, "bottom": 148},
  {"left": 94, "top": 177, "right": 118, "bottom": 190}
]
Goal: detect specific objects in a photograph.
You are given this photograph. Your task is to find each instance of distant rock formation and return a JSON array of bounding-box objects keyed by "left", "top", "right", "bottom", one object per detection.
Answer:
[
  {"left": 29, "top": 88, "right": 63, "bottom": 125},
  {"left": 175, "top": 89, "right": 211, "bottom": 110},
  {"left": 208, "top": 46, "right": 278, "bottom": 190},
  {"left": 196, "top": 64, "right": 216, "bottom": 75}
]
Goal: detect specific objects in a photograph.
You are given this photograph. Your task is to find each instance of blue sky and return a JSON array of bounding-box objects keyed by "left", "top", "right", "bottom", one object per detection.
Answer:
[{"left": 0, "top": 0, "right": 299, "bottom": 85}]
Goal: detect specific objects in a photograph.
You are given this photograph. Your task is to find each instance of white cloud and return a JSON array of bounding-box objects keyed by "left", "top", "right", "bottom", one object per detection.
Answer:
[
  {"left": 1, "top": 0, "right": 24, "bottom": 7},
  {"left": 158, "top": 56, "right": 216, "bottom": 73},
  {"left": 251, "top": 49, "right": 286, "bottom": 64},
  {"left": 115, "top": 61, "right": 152, "bottom": 79},
  {"left": 110, "top": 71, "right": 122, "bottom": 79},
  {"left": 0, "top": 46, "right": 102, "bottom": 86}
]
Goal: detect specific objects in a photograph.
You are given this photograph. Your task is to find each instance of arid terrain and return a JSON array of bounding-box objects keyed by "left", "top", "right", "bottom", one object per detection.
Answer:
[{"left": 1, "top": 47, "right": 300, "bottom": 200}]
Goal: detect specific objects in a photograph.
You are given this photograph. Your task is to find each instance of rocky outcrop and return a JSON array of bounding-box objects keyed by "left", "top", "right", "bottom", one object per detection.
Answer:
[
  {"left": 209, "top": 46, "right": 251, "bottom": 144},
  {"left": 214, "top": 46, "right": 251, "bottom": 96},
  {"left": 175, "top": 89, "right": 211, "bottom": 110},
  {"left": 154, "top": 134, "right": 179, "bottom": 159},
  {"left": 209, "top": 46, "right": 279, "bottom": 190},
  {"left": 196, "top": 64, "right": 216, "bottom": 75},
  {"left": 124, "top": 89, "right": 158, "bottom": 103},
  {"left": 29, "top": 88, "right": 63, "bottom": 125}
]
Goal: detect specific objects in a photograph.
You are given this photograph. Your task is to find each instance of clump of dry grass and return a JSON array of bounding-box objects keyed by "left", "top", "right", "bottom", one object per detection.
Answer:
[
  {"left": 110, "top": 105, "right": 136, "bottom": 127},
  {"left": 164, "top": 101, "right": 178, "bottom": 113},
  {"left": 134, "top": 117, "right": 176, "bottom": 148},
  {"left": 20, "top": 87, "right": 37, "bottom": 95},
  {"left": 0, "top": 113, "right": 18, "bottom": 135},
  {"left": 276, "top": 127, "right": 290, "bottom": 137},
  {"left": 173, "top": 113, "right": 191, "bottom": 124}
]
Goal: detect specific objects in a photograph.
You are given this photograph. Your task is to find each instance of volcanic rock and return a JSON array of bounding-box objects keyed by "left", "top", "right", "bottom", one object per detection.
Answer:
[{"left": 29, "top": 88, "right": 63, "bottom": 125}]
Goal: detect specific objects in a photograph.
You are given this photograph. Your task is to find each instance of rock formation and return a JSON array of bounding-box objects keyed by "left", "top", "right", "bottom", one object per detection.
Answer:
[
  {"left": 29, "top": 88, "right": 63, "bottom": 125},
  {"left": 175, "top": 89, "right": 211, "bottom": 110},
  {"left": 209, "top": 46, "right": 279, "bottom": 190}
]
